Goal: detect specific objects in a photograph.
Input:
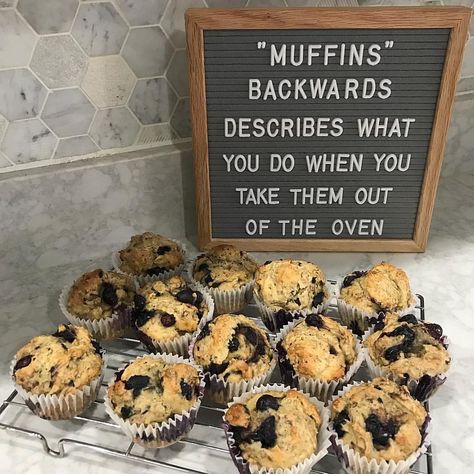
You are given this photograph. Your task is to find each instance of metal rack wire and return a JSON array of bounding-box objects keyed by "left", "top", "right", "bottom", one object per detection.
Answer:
[{"left": 0, "top": 291, "right": 433, "bottom": 474}]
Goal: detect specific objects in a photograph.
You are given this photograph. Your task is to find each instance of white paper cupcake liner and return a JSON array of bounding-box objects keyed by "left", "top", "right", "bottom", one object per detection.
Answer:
[
  {"left": 104, "top": 353, "right": 205, "bottom": 448},
  {"left": 274, "top": 317, "right": 364, "bottom": 403},
  {"left": 135, "top": 289, "right": 215, "bottom": 357},
  {"left": 362, "top": 324, "right": 450, "bottom": 402},
  {"left": 329, "top": 380, "right": 431, "bottom": 474},
  {"left": 112, "top": 237, "right": 187, "bottom": 286},
  {"left": 336, "top": 279, "right": 417, "bottom": 336},
  {"left": 253, "top": 282, "right": 332, "bottom": 333},
  {"left": 189, "top": 332, "right": 277, "bottom": 404},
  {"left": 59, "top": 280, "right": 136, "bottom": 340},
  {"left": 11, "top": 355, "right": 105, "bottom": 421},
  {"left": 223, "top": 383, "right": 331, "bottom": 474},
  {"left": 187, "top": 260, "right": 255, "bottom": 315}
]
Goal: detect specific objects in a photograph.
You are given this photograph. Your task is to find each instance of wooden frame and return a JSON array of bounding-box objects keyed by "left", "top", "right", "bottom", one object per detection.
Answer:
[{"left": 186, "top": 7, "right": 471, "bottom": 252}]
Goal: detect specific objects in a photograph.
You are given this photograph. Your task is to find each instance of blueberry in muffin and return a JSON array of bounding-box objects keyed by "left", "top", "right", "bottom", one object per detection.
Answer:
[
  {"left": 118, "top": 232, "right": 184, "bottom": 276},
  {"left": 364, "top": 313, "right": 450, "bottom": 398},
  {"left": 107, "top": 356, "right": 201, "bottom": 426},
  {"left": 133, "top": 276, "right": 209, "bottom": 350},
  {"left": 277, "top": 314, "right": 357, "bottom": 384},
  {"left": 255, "top": 259, "right": 329, "bottom": 312},
  {"left": 339, "top": 262, "right": 415, "bottom": 314},
  {"left": 331, "top": 377, "right": 427, "bottom": 463},
  {"left": 13, "top": 324, "right": 103, "bottom": 396},
  {"left": 192, "top": 314, "right": 273, "bottom": 383},
  {"left": 192, "top": 244, "right": 257, "bottom": 291},
  {"left": 225, "top": 389, "right": 321, "bottom": 469},
  {"left": 67, "top": 269, "right": 135, "bottom": 320}
]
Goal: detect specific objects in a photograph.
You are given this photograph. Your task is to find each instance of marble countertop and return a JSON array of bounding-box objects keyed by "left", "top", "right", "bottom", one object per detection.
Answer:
[{"left": 1, "top": 160, "right": 473, "bottom": 473}]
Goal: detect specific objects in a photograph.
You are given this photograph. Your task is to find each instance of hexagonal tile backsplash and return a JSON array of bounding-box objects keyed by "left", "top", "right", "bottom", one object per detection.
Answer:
[{"left": 0, "top": 0, "right": 471, "bottom": 171}]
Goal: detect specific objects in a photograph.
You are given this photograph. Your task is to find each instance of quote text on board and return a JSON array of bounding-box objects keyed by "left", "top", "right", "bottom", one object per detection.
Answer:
[{"left": 204, "top": 29, "right": 449, "bottom": 239}]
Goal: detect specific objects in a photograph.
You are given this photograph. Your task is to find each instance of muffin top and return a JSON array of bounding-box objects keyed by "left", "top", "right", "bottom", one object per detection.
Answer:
[
  {"left": 67, "top": 269, "right": 135, "bottom": 320},
  {"left": 192, "top": 244, "right": 258, "bottom": 291},
  {"left": 331, "top": 377, "right": 427, "bottom": 462},
  {"left": 192, "top": 314, "right": 273, "bottom": 383},
  {"left": 278, "top": 314, "right": 357, "bottom": 382},
  {"left": 108, "top": 356, "right": 201, "bottom": 425},
  {"left": 225, "top": 389, "right": 321, "bottom": 469},
  {"left": 255, "top": 259, "right": 329, "bottom": 311},
  {"left": 364, "top": 313, "right": 450, "bottom": 380},
  {"left": 118, "top": 232, "right": 184, "bottom": 276},
  {"left": 133, "top": 275, "right": 209, "bottom": 341},
  {"left": 339, "top": 262, "right": 414, "bottom": 314},
  {"left": 13, "top": 324, "right": 102, "bottom": 396}
]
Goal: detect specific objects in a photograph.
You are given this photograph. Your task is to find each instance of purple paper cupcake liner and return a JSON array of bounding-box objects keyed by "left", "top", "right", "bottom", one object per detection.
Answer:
[
  {"left": 223, "top": 383, "right": 331, "bottom": 474},
  {"left": 274, "top": 317, "right": 364, "bottom": 402},
  {"left": 11, "top": 353, "right": 105, "bottom": 421},
  {"left": 104, "top": 353, "right": 205, "bottom": 448},
  {"left": 59, "top": 281, "right": 136, "bottom": 341},
  {"left": 188, "top": 329, "right": 277, "bottom": 405},
  {"left": 329, "top": 381, "right": 432, "bottom": 474},
  {"left": 362, "top": 320, "right": 450, "bottom": 402}
]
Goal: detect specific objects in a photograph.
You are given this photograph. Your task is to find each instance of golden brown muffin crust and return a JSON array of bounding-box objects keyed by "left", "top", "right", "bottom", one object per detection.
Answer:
[
  {"left": 134, "top": 276, "right": 208, "bottom": 341},
  {"left": 14, "top": 324, "right": 102, "bottom": 396},
  {"left": 364, "top": 313, "right": 450, "bottom": 380},
  {"left": 108, "top": 356, "right": 200, "bottom": 425},
  {"left": 225, "top": 389, "right": 321, "bottom": 469},
  {"left": 67, "top": 268, "right": 135, "bottom": 320},
  {"left": 340, "top": 262, "right": 415, "bottom": 314},
  {"left": 255, "top": 259, "right": 329, "bottom": 311},
  {"left": 192, "top": 244, "right": 257, "bottom": 291},
  {"left": 192, "top": 314, "right": 273, "bottom": 383},
  {"left": 331, "top": 377, "right": 427, "bottom": 462},
  {"left": 119, "top": 232, "right": 184, "bottom": 276},
  {"left": 280, "top": 314, "right": 357, "bottom": 381}
]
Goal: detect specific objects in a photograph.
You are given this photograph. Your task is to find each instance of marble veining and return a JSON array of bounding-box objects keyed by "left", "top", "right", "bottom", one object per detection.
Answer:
[
  {"left": 71, "top": 2, "right": 128, "bottom": 57},
  {"left": 1, "top": 118, "right": 57, "bottom": 163},
  {"left": 41, "top": 88, "right": 96, "bottom": 138},
  {"left": 129, "top": 78, "right": 178, "bottom": 125},
  {"left": 17, "top": 0, "right": 79, "bottom": 35},
  {"left": 0, "top": 10, "right": 36, "bottom": 69},
  {"left": 0, "top": 69, "right": 47, "bottom": 122},
  {"left": 54, "top": 135, "right": 98, "bottom": 159},
  {"left": 89, "top": 107, "right": 140, "bottom": 148}
]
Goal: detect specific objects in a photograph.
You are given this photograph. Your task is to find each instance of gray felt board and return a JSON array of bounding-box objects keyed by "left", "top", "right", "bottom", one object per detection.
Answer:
[{"left": 204, "top": 28, "right": 450, "bottom": 239}]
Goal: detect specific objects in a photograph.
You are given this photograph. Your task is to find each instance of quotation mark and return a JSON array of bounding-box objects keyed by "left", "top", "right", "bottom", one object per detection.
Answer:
[
  {"left": 384, "top": 40, "right": 394, "bottom": 48},
  {"left": 257, "top": 41, "right": 267, "bottom": 49}
]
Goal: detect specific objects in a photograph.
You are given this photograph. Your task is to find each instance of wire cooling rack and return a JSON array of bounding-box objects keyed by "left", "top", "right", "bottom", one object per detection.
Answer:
[{"left": 0, "top": 290, "right": 433, "bottom": 474}]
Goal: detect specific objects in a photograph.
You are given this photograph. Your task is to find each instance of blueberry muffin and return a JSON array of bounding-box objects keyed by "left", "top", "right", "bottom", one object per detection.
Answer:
[
  {"left": 225, "top": 389, "right": 321, "bottom": 469},
  {"left": 118, "top": 232, "right": 184, "bottom": 277},
  {"left": 364, "top": 313, "right": 450, "bottom": 399},
  {"left": 108, "top": 356, "right": 201, "bottom": 425},
  {"left": 254, "top": 259, "right": 330, "bottom": 330},
  {"left": 255, "top": 259, "right": 330, "bottom": 312},
  {"left": 192, "top": 244, "right": 257, "bottom": 291},
  {"left": 277, "top": 314, "right": 357, "bottom": 383},
  {"left": 331, "top": 377, "right": 427, "bottom": 463},
  {"left": 339, "top": 262, "right": 415, "bottom": 315},
  {"left": 133, "top": 275, "right": 210, "bottom": 354},
  {"left": 192, "top": 314, "right": 273, "bottom": 383},
  {"left": 13, "top": 324, "right": 103, "bottom": 396},
  {"left": 67, "top": 269, "right": 135, "bottom": 320}
]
